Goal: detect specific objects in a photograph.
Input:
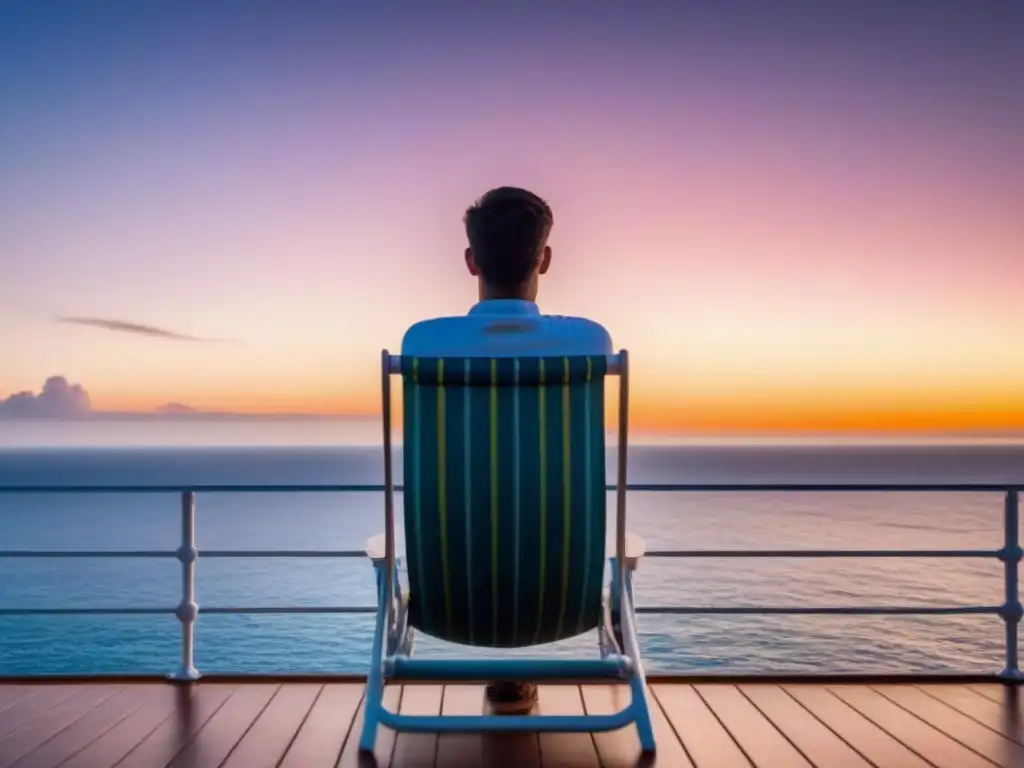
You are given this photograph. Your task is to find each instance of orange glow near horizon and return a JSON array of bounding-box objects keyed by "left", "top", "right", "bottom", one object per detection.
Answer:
[{"left": 87, "top": 369, "right": 1024, "bottom": 434}]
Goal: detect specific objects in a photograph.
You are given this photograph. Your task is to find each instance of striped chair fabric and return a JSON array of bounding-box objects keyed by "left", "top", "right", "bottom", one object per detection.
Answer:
[{"left": 400, "top": 355, "right": 609, "bottom": 648}]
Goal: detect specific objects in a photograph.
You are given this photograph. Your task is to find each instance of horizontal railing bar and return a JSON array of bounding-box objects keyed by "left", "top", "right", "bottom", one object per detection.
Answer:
[
  {"left": 0, "top": 606, "right": 379, "bottom": 616},
  {"left": 0, "top": 551, "right": 176, "bottom": 559},
  {"left": 201, "top": 550, "right": 365, "bottom": 558},
  {"left": 0, "top": 550, "right": 373, "bottom": 559},
  {"left": 1, "top": 605, "right": 997, "bottom": 617},
  {"left": 0, "top": 549, "right": 998, "bottom": 560},
  {"left": 0, "top": 483, "right": 1018, "bottom": 494},
  {"left": 202, "top": 606, "right": 378, "bottom": 614},
  {"left": 636, "top": 605, "right": 1001, "bottom": 616},
  {"left": 0, "top": 608, "right": 173, "bottom": 616},
  {"left": 644, "top": 549, "right": 998, "bottom": 558},
  {"left": 0, "top": 548, "right": 991, "bottom": 561},
  {"left": 617, "top": 484, "right": 1022, "bottom": 493},
  {"left": 0, "top": 485, "right": 391, "bottom": 493}
]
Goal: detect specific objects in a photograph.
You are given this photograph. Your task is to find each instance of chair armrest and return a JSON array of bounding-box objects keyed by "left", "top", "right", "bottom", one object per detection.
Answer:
[
  {"left": 606, "top": 531, "right": 647, "bottom": 570},
  {"left": 366, "top": 533, "right": 386, "bottom": 561}
]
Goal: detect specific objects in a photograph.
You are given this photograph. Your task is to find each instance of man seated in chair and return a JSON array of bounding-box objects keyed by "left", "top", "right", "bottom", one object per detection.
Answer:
[{"left": 401, "top": 186, "right": 613, "bottom": 714}]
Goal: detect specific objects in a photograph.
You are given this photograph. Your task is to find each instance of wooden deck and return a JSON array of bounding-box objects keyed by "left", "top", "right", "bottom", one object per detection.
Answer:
[{"left": 0, "top": 681, "right": 1022, "bottom": 767}]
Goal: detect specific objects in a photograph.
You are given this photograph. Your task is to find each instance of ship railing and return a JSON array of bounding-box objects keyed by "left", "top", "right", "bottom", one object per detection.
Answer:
[{"left": 0, "top": 483, "right": 1019, "bottom": 682}]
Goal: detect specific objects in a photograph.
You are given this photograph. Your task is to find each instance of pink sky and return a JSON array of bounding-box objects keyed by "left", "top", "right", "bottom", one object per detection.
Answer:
[{"left": 1, "top": 3, "right": 1021, "bottom": 433}]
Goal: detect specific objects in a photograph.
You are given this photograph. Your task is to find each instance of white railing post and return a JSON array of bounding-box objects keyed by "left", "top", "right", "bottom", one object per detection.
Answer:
[
  {"left": 1000, "top": 489, "right": 1022, "bottom": 680},
  {"left": 170, "top": 490, "right": 200, "bottom": 681}
]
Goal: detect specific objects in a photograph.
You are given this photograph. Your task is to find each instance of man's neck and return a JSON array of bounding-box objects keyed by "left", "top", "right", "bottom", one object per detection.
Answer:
[{"left": 478, "top": 283, "right": 536, "bottom": 303}]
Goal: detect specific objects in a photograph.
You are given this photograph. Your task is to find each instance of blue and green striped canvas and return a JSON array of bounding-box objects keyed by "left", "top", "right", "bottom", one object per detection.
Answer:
[{"left": 400, "top": 355, "right": 608, "bottom": 648}]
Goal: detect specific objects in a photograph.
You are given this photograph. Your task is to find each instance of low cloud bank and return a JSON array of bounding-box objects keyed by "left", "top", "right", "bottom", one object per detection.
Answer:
[
  {"left": 0, "top": 377, "right": 92, "bottom": 418},
  {"left": 0, "top": 378, "right": 349, "bottom": 420}
]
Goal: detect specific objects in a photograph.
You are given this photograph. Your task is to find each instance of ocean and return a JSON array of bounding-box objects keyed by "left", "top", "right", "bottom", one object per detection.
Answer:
[{"left": 1, "top": 441, "right": 1022, "bottom": 677}]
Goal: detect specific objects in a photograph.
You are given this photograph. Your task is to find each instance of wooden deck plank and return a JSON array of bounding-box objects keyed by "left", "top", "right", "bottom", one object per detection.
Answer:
[
  {"left": 739, "top": 685, "right": 872, "bottom": 768},
  {"left": 114, "top": 683, "right": 238, "bottom": 768},
  {"left": 277, "top": 684, "right": 364, "bottom": 768},
  {"left": 434, "top": 685, "right": 484, "bottom": 768},
  {"left": 0, "top": 685, "right": 84, "bottom": 739},
  {"left": 578, "top": 685, "right": 641, "bottom": 768},
  {"left": 0, "top": 687, "right": 44, "bottom": 714},
  {"left": 651, "top": 684, "right": 751, "bottom": 768},
  {"left": 828, "top": 685, "right": 993, "bottom": 768},
  {"left": 337, "top": 683, "right": 403, "bottom": 768},
  {"left": 968, "top": 685, "right": 1013, "bottom": 704},
  {"left": 220, "top": 683, "right": 322, "bottom": 768},
  {"left": 59, "top": 684, "right": 184, "bottom": 768},
  {"left": 0, "top": 685, "right": 121, "bottom": 768},
  {"left": 580, "top": 684, "right": 692, "bottom": 768},
  {"left": 784, "top": 685, "right": 931, "bottom": 768},
  {"left": 8, "top": 685, "right": 152, "bottom": 768},
  {"left": 390, "top": 685, "right": 444, "bottom": 768},
  {"left": 163, "top": 683, "right": 279, "bottom": 768},
  {"left": 537, "top": 686, "right": 600, "bottom": 768},
  {"left": 874, "top": 685, "right": 1024, "bottom": 767},
  {"left": 696, "top": 684, "right": 806, "bottom": 768},
  {"left": 0, "top": 681, "right": 1021, "bottom": 767},
  {"left": 917, "top": 684, "right": 1024, "bottom": 745},
  {"left": 473, "top": 687, "right": 544, "bottom": 768},
  {"left": 696, "top": 685, "right": 813, "bottom": 768}
]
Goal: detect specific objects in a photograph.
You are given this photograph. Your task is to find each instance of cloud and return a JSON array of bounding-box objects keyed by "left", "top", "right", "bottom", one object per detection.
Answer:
[
  {"left": 154, "top": 402, "right": 197, "bottom": 414},
  {"left": 0, "top": 376, "right": 92, "bottom": 418},
  {"left": 56, "top": 316, "right": 223, "bottom": 342},
  {"left": 1, "top": 379, "right": 361, "bottom": 421}
]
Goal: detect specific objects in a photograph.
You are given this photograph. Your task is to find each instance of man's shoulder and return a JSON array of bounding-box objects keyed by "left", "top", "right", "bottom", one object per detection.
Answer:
[
  {"left": 401, "top": 312, "right": 612, "bottom": 355},
  {"left": 400, "top": 316, "right": 465, "bottom": 350},
  {"left": 541, "top": 313, "right": 610, "bottom": 333},
  {"left": 539, "top": 314, "right": 612, "bottom": 348}
]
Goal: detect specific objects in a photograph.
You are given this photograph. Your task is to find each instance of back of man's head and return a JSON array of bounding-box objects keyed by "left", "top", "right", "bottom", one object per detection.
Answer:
[{"left": 464, "top": 187, "right": 554, "bottom": 300}]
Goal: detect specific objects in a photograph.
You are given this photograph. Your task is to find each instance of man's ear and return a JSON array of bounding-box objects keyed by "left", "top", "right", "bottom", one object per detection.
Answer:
[
  {"left": 538, "top": 245, "right": 552, "bottom": 275},
  {"left": 465, "top": 247, "right": 480, "bottom": 276}
]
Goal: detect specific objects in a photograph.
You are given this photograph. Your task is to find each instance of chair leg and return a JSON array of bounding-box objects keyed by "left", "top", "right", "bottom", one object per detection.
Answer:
[
  {"left": 394, "top": 566, "right": 415, "bottom": 657},
  {"left": 359, "top": 564, "right": 388, "bottom": 752},
  {"left": 359, "top": 672, "right": 383, "bottom": 752},
  {"left": 401, "top": 624, "right": 416, "bottom": 657},
  {"left": 629, "top": 671, "right": 656, "bottom": 752},
  {"left": 608, "top": 557, "right": 625, "bottom": 652},
  {"left": 619, "top": 564, "right": 655, "bottom": 753}
]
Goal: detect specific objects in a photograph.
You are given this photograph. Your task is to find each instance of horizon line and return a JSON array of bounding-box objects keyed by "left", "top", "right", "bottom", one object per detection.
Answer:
[{"left": 1, "top": 412, "right": 1023, "bottom": 441}]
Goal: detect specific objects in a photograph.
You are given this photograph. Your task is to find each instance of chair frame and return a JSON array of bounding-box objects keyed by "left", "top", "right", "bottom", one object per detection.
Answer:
[{"left": 360, "top": 349, "right": 654, "bottom": 752}]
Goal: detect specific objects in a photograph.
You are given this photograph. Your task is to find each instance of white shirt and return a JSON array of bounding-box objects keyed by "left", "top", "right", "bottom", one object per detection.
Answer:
[{"left": 401, "top": 299, "right": 612, "bottom": 357}]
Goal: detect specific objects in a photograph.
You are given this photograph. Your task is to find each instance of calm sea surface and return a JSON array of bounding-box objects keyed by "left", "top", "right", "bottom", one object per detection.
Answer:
[{"left": 1, "top": 443, "right": 1022, "bottom": 676}]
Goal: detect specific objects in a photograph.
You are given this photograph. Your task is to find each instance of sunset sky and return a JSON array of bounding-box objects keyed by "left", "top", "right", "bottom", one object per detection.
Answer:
[{"left": 1, "top": 1, "right": 1021, "bottom": 434}]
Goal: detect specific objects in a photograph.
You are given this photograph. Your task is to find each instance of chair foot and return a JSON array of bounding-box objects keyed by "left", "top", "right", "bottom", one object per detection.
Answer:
[
  {"left": 358, "top": 701, "right": 380, "bottom": 752},
  {"left": 360, "top": 665, "right": 385, "bottom": 752},
  {"left": 630, "top": 674, "right": 656, "bottom": 752},
  {"left": 636, "top": 715, "right": 656, "bottom": 753}
]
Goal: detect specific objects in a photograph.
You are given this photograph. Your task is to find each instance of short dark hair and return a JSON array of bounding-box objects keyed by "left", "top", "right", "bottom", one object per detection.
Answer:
[{"left": 464, "top": 186, "right": 553, "bottom": 294}]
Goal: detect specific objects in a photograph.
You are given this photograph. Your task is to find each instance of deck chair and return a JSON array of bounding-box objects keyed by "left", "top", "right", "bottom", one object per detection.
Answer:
[{"left": 360, "top": 350, "right": 654, "bottom": 753}]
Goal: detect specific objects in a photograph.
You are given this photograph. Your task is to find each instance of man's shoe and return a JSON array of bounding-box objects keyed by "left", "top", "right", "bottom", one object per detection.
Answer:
[{"left": 485, "top": 682, "right": 538, "bottom": 714}]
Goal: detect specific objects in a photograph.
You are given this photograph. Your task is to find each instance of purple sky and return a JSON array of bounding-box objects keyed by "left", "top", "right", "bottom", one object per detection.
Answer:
[{"left": 1, "top": 1, "right": 1022, "bottom": 432}]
